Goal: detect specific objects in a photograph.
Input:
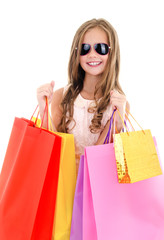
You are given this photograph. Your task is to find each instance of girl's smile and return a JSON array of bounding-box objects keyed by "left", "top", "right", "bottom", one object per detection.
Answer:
[{"left": 87, "top": 61, "right": 102, "bottom": 67}]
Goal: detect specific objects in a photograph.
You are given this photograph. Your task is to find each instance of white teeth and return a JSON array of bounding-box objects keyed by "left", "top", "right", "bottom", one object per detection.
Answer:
[{"left": 88, "top": 62, "right": 101, "bottom": 66}]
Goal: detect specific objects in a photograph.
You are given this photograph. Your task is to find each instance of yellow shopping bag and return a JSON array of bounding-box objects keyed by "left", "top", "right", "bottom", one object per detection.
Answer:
[
  {"left": 52, "top": 132, "right": 76, "bottom": 240},
  {"left": 114, "top": 110, "right": 162, "bottom": 183}
]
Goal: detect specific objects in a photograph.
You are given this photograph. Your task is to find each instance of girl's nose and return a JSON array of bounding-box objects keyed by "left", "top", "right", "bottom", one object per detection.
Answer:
[{"left": 88, "top": 46, "right": 97, "bottom": 57}]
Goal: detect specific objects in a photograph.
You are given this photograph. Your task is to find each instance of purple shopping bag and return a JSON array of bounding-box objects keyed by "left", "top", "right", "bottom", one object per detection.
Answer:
[
  {"left": 70, "top": 155, "right": 98, "bottom": 240},
  {"left": 70, "top": 156, "right": 84, "bottom": 240}
]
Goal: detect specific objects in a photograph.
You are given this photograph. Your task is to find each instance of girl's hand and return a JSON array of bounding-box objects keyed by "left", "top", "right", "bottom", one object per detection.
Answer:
[
  {"left": 37, "top": 80, "right": 55, "bottom": 115},
  {"left": 97, "top": 90, "right": 129, "bottom": 145},
  {"left": 110, "top": 90, "right": 127, "bottom": 131}
]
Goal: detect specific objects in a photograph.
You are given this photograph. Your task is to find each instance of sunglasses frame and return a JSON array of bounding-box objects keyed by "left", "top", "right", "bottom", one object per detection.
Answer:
[{"left": 79, "top": 43, "right": 111, "bottom": 56}]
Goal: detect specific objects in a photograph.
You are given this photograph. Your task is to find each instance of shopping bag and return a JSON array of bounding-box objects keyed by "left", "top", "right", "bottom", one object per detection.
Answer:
[
  {"left": 70, "top": 156, "right": 98, "bottom": 240},
  {"left": 82, "top": 111, "right": 164, "bottom": 240},
  {"left": 0, "top": 117, "right": 61, "bottom": 240},
  {"left": 83, "top": 141, "right": 164, "bottom": 240},
  {"left": 32, "top": 106, "right": 77, "bottom": 240},
  {"left": 70, "top": 155, "right": 84, "bottom": 240},
  {"left": 52, "top": 132, "right": 76, "bottom": 240},
  {"left": 114, "top": 110, "right": 162, "bottom": 183}
]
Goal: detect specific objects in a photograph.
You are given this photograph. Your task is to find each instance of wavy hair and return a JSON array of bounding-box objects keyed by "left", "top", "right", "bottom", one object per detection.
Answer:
[{"left": 57, "top": 18, "right": 124, "bottom": 133}]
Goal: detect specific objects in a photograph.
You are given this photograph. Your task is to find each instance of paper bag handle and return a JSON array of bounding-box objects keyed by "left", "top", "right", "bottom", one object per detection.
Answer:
[
  {"left": 117, "top": 108, "right": 145, "bottom": 135},
  {"left": 30, "top": 97, "right": 53, "bottom": 131},
  {"left": 104, "top": 109, "right": 116, "bottom": 144}
]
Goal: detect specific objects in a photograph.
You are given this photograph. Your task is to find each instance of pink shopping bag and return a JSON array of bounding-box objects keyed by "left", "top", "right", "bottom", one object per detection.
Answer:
[{"left": 83, "top": 141, "right": 164, "bottom": 240}]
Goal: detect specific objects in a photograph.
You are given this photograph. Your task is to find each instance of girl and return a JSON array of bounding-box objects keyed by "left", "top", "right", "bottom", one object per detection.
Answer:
[{"left": 37, "top": 18, "right": 129, "bottom": 173}]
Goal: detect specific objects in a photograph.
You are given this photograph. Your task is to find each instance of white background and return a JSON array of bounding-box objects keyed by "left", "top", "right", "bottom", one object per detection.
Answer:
[{"left": 0, "top": 0, "right": 164, "bottom": 171}]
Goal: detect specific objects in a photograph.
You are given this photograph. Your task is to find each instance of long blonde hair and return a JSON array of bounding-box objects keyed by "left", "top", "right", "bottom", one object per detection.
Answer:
[{"left": 57, "top": 18, "right": 124, "bottom": 133}]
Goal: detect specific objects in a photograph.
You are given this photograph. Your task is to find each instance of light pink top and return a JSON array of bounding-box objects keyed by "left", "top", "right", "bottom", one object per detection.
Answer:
[{"left": 64, "top": 86, "right": 112, "bottom": 173}]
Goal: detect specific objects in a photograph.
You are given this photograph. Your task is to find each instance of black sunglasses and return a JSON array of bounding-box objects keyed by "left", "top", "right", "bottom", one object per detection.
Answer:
[{"left": 80, "top": 43, "right": 110, "bottom": 56}]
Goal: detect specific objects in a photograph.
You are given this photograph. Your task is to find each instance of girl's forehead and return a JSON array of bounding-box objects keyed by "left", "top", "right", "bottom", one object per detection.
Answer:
[{"left": 82, "top": 27, "right": 108, "bottom": 43}]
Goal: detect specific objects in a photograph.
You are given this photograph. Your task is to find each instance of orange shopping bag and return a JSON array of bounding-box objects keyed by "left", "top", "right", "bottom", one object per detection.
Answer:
[{"left": 0, "top": 104, "right": 61, "bottom": 240}]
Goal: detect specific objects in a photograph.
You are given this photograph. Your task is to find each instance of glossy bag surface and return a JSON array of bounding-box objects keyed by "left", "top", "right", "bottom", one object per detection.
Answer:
[{"left": 114, "top": 129, "right": 162, "bottom": 183}]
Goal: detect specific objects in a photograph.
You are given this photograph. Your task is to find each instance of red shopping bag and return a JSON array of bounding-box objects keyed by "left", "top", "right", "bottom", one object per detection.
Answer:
[{"left": 0, "top": 117, "right": 61, "bottom": 240}]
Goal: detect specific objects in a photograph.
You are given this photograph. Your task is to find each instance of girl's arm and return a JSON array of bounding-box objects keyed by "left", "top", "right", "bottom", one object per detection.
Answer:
[
  {"left": 96, "top": 99, "right": 130, "bottom": 145},
  {"left": 51, "top": 88, "right": 64, "bottom": 132}
]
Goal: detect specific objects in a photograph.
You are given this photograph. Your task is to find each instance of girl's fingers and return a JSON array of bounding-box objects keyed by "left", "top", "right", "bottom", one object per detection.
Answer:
[
  {"left": 51, "top": 80, "right": 55, "bottom": 88},
  {"left": 37, "top": 81, "right": 55, "bottom": 100}
]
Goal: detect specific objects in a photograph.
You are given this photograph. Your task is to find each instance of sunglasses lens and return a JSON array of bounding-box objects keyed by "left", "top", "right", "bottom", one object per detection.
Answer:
[
  {"left": 80, "top": 44, "right": 91, "bottom": 55},
  {"left": 94, "top": 43, "right": 109, "bottom": 55},
  {"left": 80, "top": 43, "right": 109, "bottom": 56}
]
